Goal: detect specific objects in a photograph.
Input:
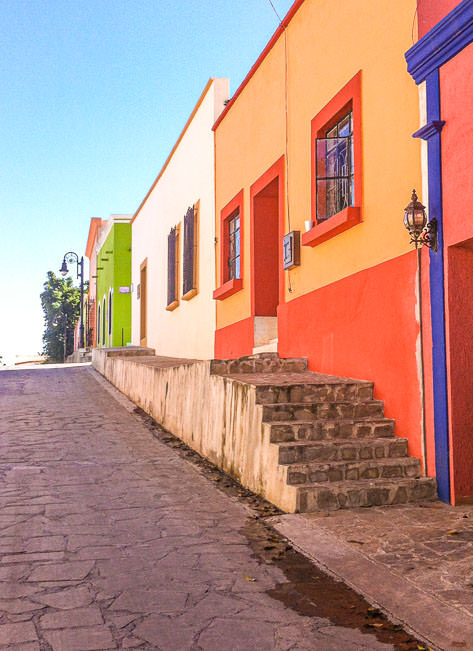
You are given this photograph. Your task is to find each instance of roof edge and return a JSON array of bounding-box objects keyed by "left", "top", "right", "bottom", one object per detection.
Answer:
[
  {"left": 85, "top": 217, "right": 104, "bottom": 259},
  {"left": 131, "top": 78, "right": 217, "bottom": 225},
  {"left": 212, "top": 0, "right": 305, "bottom": 132}
]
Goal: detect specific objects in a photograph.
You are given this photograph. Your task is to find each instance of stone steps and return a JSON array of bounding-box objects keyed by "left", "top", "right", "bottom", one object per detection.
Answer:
[
  {"left": 285, "top": 456, "right": 421, "bottom": 485},
  {"left": 255, "top": 382, "right": 374, "bottom": 404},
  {"left": 262, "top": 400, "right": 385, "bottom": 422},
  {"left": 277, "top": 437, "right": 408, "bottom": 464},
  {"left": 295, "top": 477, "right": 438, "bottom": 512},
  {"left": 266, "top": 418, "right": 396, "bottom": 442},
  {"left": 210, "top": 353, "right": 307, "bottom": 375},
  {"left": 212, "top": 353, "right": 437, "bottom": 512}
]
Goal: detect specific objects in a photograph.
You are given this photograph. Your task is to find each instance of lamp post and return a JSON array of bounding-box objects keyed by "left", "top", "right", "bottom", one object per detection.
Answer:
[
  {"left": 60, "top": 251, "right": 84, "bottom": 350},
  {"left": 403, "top": 190, "right": 438, "bottom": 477}
]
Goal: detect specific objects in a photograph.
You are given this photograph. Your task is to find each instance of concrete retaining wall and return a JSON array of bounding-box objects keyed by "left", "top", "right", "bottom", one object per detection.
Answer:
[{"left": 92, "top": 348, "right": 296, "bottom": 511}]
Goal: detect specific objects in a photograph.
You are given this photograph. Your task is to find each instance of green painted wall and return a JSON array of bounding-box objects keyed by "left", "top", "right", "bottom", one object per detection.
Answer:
[{"left": 96, "top": 221, "right": 132, "bottom": 347}]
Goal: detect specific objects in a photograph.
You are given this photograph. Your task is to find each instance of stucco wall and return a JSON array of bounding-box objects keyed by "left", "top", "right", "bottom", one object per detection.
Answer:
[
  {"left": 93, "top": 349, "right": 296, "bottom": 511},
  {"left": 214, "top": 0, "right": 421, "bottom": 331},
  {"left": 96, "top": 218, "right": 132, "bottom": 348},
  {"left": 131, "top": 78, "right": 229, "bottom": 359}
]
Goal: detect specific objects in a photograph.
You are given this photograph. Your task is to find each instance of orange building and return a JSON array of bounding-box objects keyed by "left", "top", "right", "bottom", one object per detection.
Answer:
[
  {"left": 85, "top": 217, "right": 106, "bottom": 347},
  {"left": 213, "top": 1, "right": 428, "bottom": 467}
]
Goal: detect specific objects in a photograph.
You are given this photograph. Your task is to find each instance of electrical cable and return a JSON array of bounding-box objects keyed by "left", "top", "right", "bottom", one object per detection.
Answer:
[
  {"left": 265, "top": 0, "right": 293, "bottom": 291},
  {"left": 411, "top": 4, "right": 418, "bottom": 45}
]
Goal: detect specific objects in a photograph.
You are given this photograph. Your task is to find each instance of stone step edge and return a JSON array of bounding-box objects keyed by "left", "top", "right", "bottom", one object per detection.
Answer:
[
  {"left": 265, "top": 418, "right": 395, "bottom": 427},
  {"left": 275, "top": 437, "right": 407, "bottom": 449},
  {"left": 293, "top": 477, "right": 437, "bottom": 511},
  {"left": 265, "top": 419, "right": 396, "bottom": 442},
  {"left": 283, "top": 456, "right": 420, "bottom": 470},
  {"left": 228, "top": 377, "right": 374, "bottom": 389},
  {"left": 262, "top": 400, "right": 384, "bottom": 408},
  {"left": 291, "top": 476, "right": 438, "bottom": 513}
]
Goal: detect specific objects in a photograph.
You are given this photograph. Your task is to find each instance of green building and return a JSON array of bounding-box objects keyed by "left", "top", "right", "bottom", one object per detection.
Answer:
[{"left": 96, "top": 215, "right": 132, "bottom": 348}]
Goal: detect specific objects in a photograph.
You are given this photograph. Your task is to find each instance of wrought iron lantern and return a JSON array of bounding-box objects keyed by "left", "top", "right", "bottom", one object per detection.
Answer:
[{"left": 403, "top": 189, "right": 438, "bottom": 252}]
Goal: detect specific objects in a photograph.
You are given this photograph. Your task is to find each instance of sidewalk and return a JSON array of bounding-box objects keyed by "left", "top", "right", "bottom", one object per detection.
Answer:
[{"left": 271, "top": 503, "right": 473, "bottom": 650}]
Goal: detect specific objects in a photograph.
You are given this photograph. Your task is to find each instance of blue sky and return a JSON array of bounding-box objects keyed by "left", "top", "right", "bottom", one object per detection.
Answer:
[{"left": 0, "top": 0, "right": 294, "bottom": 360}]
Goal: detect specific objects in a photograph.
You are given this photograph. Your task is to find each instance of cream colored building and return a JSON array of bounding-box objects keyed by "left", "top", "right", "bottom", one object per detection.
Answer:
[{"left": 131, "top": 78, "right": 229, "bottom": 359}]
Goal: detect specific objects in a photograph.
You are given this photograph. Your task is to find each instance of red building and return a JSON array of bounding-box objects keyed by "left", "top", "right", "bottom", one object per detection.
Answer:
[{"left": 406, "top": 0, "right": 473, "bottom": 504}]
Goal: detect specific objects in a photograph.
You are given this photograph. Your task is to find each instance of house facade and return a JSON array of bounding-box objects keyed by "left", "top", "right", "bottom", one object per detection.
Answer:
[
  {"left": 85, "top": 217, "right": 106, "bottom": 347},
  {"left": 131, "top": 78, "right": 229, "bottom": 359},
  {"left": 95, "top": 215, "right": 132, "bottom": 348},
  {"left": 406, "top": 0, "right": 473, "bottom": 504},
  {"left": 213, "top": 0, "right": 429, "bottom": 470}
]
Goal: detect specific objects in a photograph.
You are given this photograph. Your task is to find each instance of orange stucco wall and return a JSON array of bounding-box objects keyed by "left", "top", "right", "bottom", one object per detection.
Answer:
[
  {"left": 213, "top": 0, "right": 430, "bottom": 468},
  {"left": 214, "top": 0, "right": 422, "bottom": 331}
]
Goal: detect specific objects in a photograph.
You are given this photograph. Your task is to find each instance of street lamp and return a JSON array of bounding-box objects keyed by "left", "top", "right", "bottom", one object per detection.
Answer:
[
  {"left": 59, "top": 251, "right": 85, "bottom": 349},
  {"left": 402, "top": 189, "right": 438, "bottom": 478},
  {"left": 403, "top": 189, "right": 438, "bottom": 252}
]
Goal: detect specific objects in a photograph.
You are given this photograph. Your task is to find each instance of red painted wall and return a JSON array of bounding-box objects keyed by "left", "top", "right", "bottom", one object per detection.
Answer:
[
  {"left": 417, "top": 0, "right": 460, "bottom": 38},
  {"left": 214, "top": 316, "right": 253, "bottom": 359},
  {"left": 254, "top": 189, "right": 279, "bottom": 316},
  {"left": 440, "top": 43, "right": 473, "bottom": 502},
  {"left": 440, "top": 43, "right": 473, "bottom": 248},
  {"left": 278, "top": 252, "right": 429, "bottom": 462}
]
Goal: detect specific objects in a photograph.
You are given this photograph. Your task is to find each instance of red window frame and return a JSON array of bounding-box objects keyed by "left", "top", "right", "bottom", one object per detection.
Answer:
[
  {"left": 213, "top": 190, "right": 244, "bottom": 301},
  {"left": 303, "top": 71, "right": 362, "bottom": 248}
]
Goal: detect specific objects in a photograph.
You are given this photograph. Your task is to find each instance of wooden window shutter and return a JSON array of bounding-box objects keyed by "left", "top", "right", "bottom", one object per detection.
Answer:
[
  {"left": 167, "top": 228, "right": 177, "bottom": 306},
  {"left": 183, "top": 206, "right": 195, "bottom": 295}
]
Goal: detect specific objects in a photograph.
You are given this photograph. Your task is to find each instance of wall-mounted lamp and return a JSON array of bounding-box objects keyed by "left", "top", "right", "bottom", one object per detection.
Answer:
[{"left": 403, "top": 189, "right": 438, "bottom": 252}]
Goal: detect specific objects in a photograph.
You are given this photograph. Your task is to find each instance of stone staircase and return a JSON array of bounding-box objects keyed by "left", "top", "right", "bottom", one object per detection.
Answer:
[{"left": 211, "top": 353, "right": 437, "bottom": 512}]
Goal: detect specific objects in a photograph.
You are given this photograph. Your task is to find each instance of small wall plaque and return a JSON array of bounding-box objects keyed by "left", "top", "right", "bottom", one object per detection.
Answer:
[
  {"left": 137, "top": 284, "right": 141, "bottom": 299},
  {"left": 283, "top": 231, "right": 301, "bottom": 270},
  {"left": 119, "top": 286, "right": 130, "bottom": 294}
]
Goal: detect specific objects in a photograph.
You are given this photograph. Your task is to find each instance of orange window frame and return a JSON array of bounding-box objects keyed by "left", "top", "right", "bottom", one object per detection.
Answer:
[
  {"left": 213, "top": 189, "right": 244, "bottom": 301},
  {"left": 304, "top": 71, "right": 362, "bottom": 248}
]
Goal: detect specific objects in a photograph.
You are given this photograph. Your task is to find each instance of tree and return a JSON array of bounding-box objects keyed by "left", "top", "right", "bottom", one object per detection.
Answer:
[{"left": 40, "top": 271, "right": 81, "bottom": 362}]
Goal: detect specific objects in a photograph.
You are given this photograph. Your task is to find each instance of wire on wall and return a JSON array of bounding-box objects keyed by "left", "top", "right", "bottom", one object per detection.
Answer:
[
  {"left": 411, "top": 3, "right": 418, "bottom": 45},
  {"left": 266, "top": 0, "right": 293, "bottom": 292}
]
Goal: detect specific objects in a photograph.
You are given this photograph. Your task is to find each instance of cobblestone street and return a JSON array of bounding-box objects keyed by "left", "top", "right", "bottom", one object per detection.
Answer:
[{"left": 0, "top": 366, "right": 420, "bottom": 650}]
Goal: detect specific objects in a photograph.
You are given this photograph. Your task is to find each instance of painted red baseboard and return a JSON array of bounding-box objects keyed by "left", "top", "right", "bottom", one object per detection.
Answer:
[{"left": 215, "top": 316, "right": 254, "bottom": 359}]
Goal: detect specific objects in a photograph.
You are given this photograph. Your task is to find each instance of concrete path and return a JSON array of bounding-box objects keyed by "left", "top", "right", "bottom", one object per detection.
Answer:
[
  {"left": 272, "top": 505, "right": 473, "bottom": 651},
  {"left": 0, "top": 366, "right": 415, "bottom": 650}
]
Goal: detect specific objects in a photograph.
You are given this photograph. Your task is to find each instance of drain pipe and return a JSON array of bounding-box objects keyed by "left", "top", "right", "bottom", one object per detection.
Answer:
[{"left": 417, "top": 247, "right": 428, "bottom": 475}]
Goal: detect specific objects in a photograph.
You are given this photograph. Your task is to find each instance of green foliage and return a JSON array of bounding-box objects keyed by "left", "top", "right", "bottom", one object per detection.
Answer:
[{"left": 40, "top": 271, "right": 81, "bottom": 362}]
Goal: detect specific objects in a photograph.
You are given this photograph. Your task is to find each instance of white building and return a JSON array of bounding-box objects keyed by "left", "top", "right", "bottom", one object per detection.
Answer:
[{"left": 131, "top": 78, "right": 229, "bottom": 359}]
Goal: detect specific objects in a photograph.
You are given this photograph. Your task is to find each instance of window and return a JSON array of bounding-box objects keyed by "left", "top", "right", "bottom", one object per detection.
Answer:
[
  {"left": 102, "top": 298, "right": 106, "bottom": 345},
  {"left": 227, "top": 210, "right": 241, "bottom": 281},
  {"left": 213, "top": 189, "right": 244, "bottom": 301},
  {"left": 166, "top": 226, "right": 179, "bottom": 310},
  {"left": 182, "top": 205, "right": 198, "bottom": 299},
  {"left": 304, "top": 71, "right": 361, "bottom": 248},
  {"left": 97, "top": 303, "right": 101, "bottom": 345},
  {"left": 316, "top": 111, "right": 354, "bottom": 221},
  {"left": 108, "top": 290, "right": 112, "bottom": 337}
]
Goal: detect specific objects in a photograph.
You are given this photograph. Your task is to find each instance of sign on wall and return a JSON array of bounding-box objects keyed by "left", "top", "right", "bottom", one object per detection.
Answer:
[{"left": 283, "top": 231, "right": 301, "bottom": 270}]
